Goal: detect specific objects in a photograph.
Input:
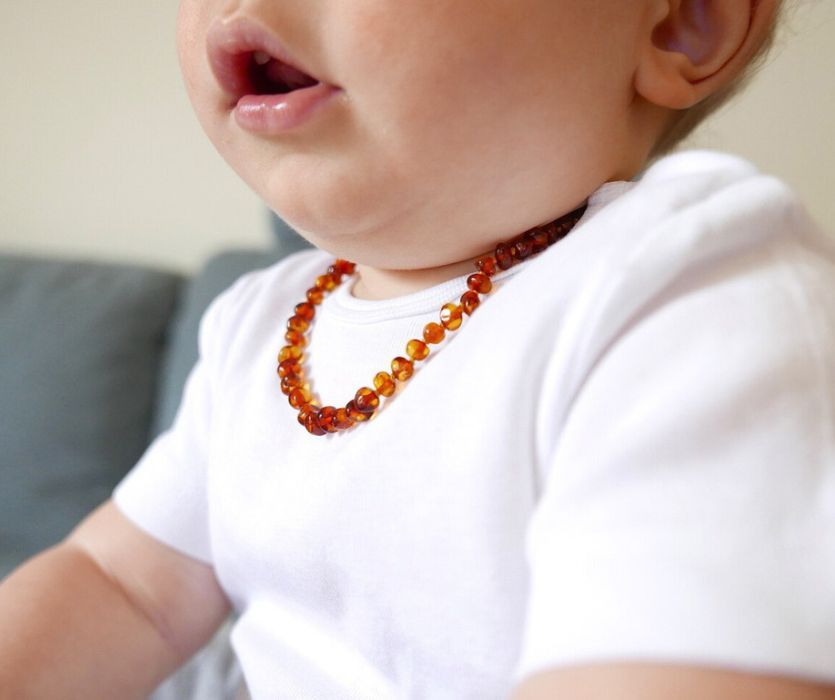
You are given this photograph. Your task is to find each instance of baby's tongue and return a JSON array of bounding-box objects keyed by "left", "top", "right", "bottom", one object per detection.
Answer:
[{"left": 265, "top": 58, "right": 319, "bottom": 90}]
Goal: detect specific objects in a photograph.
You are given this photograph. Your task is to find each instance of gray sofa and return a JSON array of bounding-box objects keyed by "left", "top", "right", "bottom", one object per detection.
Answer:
[{"left": 0, "top": 212, "right": 312, "bottom": 698}]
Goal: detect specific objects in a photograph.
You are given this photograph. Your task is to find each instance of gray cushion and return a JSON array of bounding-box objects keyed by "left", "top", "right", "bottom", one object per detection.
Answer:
[{"left": 0, "top": 254, "right": 182, "bottom": 577}]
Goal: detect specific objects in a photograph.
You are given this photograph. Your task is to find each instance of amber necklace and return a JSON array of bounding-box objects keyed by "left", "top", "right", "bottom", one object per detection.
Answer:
[{"left": 277, "top": 203, "right": 588, "bottom": 436}]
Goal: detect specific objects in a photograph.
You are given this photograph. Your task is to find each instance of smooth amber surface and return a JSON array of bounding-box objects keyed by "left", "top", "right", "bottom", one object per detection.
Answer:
[
  {"left": 289, "top": 386, "right": 312, "bottom": 408},
  {"left": 528, "top": 229, "right": 549, "bottom": 254},
  {"left": 280, "top": 375, "right": 303, "bottom": 395},
  {"left": 304, "top": 412, "right": 327, "bottom": 436},
  {"left": 277, "top": 358, "right": 302, "bottom": 378},
  {"left": 407, "top": 339, "right": 429, "bottom": 361},
  {"left": 373, "top": 372, "right": 396, "bottom": 397},
  {"left": 467, "top": 273, "right": 492, "bottom": 294},
  {"left": 315, "top": 274, "right": 337, "bottom": 291},
  {"left": 391, "top": 357, "right": 414, "bottom": 382},
  {"left": 355, "top": 387, "right": 380, "bottom": 412},
  {"left": 278, "top": 345, "right": 303, "bottom": 363},
  {"left": 460, "top": 290, "right": 480, "bottom": 315},
  {"left": 334, "top": 259, "right": 356, "bottom": 275},
  {"left": 423, "top": 322, "right": 445, "bottom": 344},
  {"left": 317, "top": 406, "right": 339, "bottom": 433},
  {"left": 306, "top": 287, "right": 325, "bottom": 305},
  {"left": 284, "top": 329, "right": 307, "bottom": 347},
  {"left": 294, "top": 302, "right": 316, "bottom": 321},
  {"left": 510, "top": 237, "right": 532, "bottom": 262},
  {"left": 287, "top": 315, "right": 310, "bottom": 333},
  {"left": 476, "top": 255, "right": 497, "bottom": 276},
  {"left": 495, "top": 243, "right": 514, "bottom": 270},
  {"left": 334, "top": 407, "right": 354, "bottom": 430},
  {"left": 440, "top": 304, "right": 463, "bottom": 331},
  {"left": 346, "top": 400, "right": 371, "bottom": 422},
  {"left": 298, "top": 403, "right": 317, "bottom": 427}
]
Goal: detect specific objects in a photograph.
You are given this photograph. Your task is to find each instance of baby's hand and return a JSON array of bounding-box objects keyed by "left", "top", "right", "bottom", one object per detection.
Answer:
[{"left": 0, "top": 500, "right": 230, "bottom": 698}]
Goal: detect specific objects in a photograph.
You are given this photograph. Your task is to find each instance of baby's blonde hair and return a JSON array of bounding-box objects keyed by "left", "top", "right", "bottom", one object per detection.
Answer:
[{"left": 647, "top": 0, "right": 792, "bottom": 162}]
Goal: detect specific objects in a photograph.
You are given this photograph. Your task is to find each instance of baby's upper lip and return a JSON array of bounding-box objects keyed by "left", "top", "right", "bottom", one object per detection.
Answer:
[{"left": 206, "top": 15, "right": 332, "bottom": 106}]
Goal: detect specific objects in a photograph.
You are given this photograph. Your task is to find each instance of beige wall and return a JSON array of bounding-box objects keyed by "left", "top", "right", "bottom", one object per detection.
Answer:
[{"left": 1, "top": 2, "right": 833, "bottom": 274}]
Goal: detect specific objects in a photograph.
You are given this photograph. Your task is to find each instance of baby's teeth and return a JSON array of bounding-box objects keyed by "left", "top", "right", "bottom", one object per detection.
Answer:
[{"left": 252, "top": 50, "right": 271, "bottom": 65}]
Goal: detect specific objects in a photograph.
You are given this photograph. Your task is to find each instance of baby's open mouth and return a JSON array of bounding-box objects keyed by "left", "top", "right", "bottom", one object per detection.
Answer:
[{"left": 248, "top": 50, "right": 320, "bottom": 95}]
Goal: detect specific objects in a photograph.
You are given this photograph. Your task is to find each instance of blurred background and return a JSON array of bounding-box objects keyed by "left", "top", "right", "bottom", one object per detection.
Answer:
[{"left": 0, "top": 1, "right": 833, "bottom": 273}]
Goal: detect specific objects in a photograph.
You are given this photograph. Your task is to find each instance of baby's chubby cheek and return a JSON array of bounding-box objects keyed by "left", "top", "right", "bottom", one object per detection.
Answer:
[{"left": 174, "top": 0, "right": 630, "bottom": 269}]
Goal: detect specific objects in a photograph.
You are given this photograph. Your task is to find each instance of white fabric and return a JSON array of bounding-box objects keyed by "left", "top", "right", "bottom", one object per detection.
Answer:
[{"left": 114, "top": 149, "right": 835, "bottom": 699}]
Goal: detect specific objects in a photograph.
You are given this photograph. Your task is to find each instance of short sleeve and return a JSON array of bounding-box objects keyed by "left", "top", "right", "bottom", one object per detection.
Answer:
[
  {"left": 514, "top": 251, "right": 835, "bottom": 684},
  {"left": 112, "top": 280, "right": 234, "bottom": 565}
]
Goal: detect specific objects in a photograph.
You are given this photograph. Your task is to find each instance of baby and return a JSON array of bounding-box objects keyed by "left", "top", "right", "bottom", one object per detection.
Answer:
[{"left": 2, "top": 0, "right": 835, "bottom": 698}]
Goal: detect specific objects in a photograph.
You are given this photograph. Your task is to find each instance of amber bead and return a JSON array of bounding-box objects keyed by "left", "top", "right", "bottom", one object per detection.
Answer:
[
  {"left": 423, "top": 322, "right": 445, "bottom": 345},
  {"left": 391, "top": 357, "right": 414, "bottom": 382},
  {"left": 306, "top": 287, "right": 325, "bottom": 305},
  {"left": 476, "top": 255, "right": 497, "bottom": 277},
  {"left": 287, "top": 315, "right": 310, "bottom": 333},
  {"left": 334, "top": 407, "right": 354, "bottom": 430},
  {"left": 316, "top": 406, "right": 339, "bottom": 433},
  {"left": 373, "top": 372, "right": 396, "bottom": 397},
  {"left": 285, "top": 329, "right": 307, "bottom": 347},
  {"left": 297, "top": 403, "right": 317, "bottom": 427},
  {"left": 440, "top": 303, "right": 463, "bottom": 331},
  {"left": 333, "top": 259, "right": 356, "bottom": 276},
  {"left": 495, "top": 243, "right": 514, "bottom": 270},
  {"left": 346, "top": 400, "right": 371, "bottom": 422},
  {"left": 280, "top": 374, "right": 303, "bottom": 395},
  {"left": 289, "top": 386, "right": 311, "bottom": 409},
  {"left": 407, "top": 339, "right": 430, "bottom": 361},
  {"left": 315, "top": 274, "right": 338, "bottom": 291},
  {"left": 528, "top": 229, "right": 549, "bottom": 254},
  {"left": 460, "top": 290, "right": 481, "bottom": 315},
  {"left": 304, "top": 411, "right": 327, "bottom": 436},
  {"left": 467, "top": 273, "right": 492, "bottom": 294},
  {"left": 355, "top": 387, "right": 380, "bottom": 413},
  {"left": 278, "top": 345, "right": 303, "bottom": 363},
  {"left": 277, "top": 358, "right": 302, "bottom": 378},
  {"left": 294, "top": 302, "right": 316, "bottom": 321},
  {"left": 510, "top": 236, "right": 532, "bottom": 262}
]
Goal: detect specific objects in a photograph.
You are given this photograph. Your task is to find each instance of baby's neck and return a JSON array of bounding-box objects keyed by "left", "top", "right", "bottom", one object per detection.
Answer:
[{"left": 351, "top": 256, "right": 480, "bottom": 301}]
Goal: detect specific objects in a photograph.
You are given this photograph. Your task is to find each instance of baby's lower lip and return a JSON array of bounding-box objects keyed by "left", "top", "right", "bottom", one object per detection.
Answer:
[{"left": 233, "top": 83, "right": 342, "bottom": 135}]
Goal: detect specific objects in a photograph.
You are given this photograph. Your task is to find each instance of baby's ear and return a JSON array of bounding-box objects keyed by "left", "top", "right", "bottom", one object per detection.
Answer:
[{"left": 634, "top": 0, "right": 780, "bottom": 109}]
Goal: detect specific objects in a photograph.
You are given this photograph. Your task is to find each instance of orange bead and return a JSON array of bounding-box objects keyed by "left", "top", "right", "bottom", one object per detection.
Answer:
[
  {"left": 333, "top": 259, "right": 356, "bottom": 276},
  {"left": 334, "top": 407, "right": 354, "bottom": 430},
  {"left": 407, "top": 339, "right": 429, "bottom": 361},
  {"left": 467, "top": 273, "right": 492, "bottom": 294},
  {"left": 423, "top": 322, "right": 445, "bottom": 344},
  {"left": 289, "top": 386, "right": 311, "bottom": 409},
  {"left": 306, "top": 287, "right": 325, "bottom": 305},
  {"left": 287, "top": 315, "right": 310, "bottom": 333},
  {"left": 510, "top": 236, "right": 532, "bottom": 262},
  {"left": 294, "top": 302, "right": 316, "bottom": 321},
  {"left": 495, "top": 243, "right": 514, "bottom": 270},
  {"left": 528, "top": 229, "right": 549, "bottom": 254},
  {"left": 315, "top": 274, "right": 337, "bottom": 291},
  {"left": 278, "top": 345, "right": 303, "bottom": 363},
  {"left": 391, "top": 357, "right": 414, "bottom": 382},
  {"left": 297, "top": 403, "right": 317, "bottom": 428},
  {"left": 476, "top": 255, "right": 498, "bottom": 276},
  {"left": 355, "top": 387, "right": 380, "bottom": 413},
  {"left": 277, "top": 359, "right": 302, "bottom": 378},
  {"left": 304, "top": 411, "right": 327, "bottom": 436},
  {"left": 285, "top": 329, "right": 307, "bottom": 347},
  {"left": 317, "top": 406, "right": 339, "bottom": 433},
  {"left": 280, "top": 374, "right": 303, "bottom": 395},
  {"left": 346, "top": 400, "right": 371, "bottom": 422},
  {"left": 373, "top": 372, "right": 396, "bottom": 397},
  {"left": 440, "top": 303, "right": 463, "bottom": 331},
  {"left": 460, "top": 290, "right": 480, "bottom": 315}
]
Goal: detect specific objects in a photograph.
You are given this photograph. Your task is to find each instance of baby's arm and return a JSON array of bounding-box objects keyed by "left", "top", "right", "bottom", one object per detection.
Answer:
[{"left": 0, "top": 500, "right": 230, "bottom": 698}]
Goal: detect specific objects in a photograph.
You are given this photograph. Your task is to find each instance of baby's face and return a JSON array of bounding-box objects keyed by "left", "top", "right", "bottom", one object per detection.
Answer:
[{"left": 178, "top": 1, "right": 644, "bottom": 270}]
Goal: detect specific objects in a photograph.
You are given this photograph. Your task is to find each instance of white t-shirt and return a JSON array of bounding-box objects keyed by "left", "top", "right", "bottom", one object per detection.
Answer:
[{"left": 114, "top": 149, "right": 835, "bottom": 699}]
